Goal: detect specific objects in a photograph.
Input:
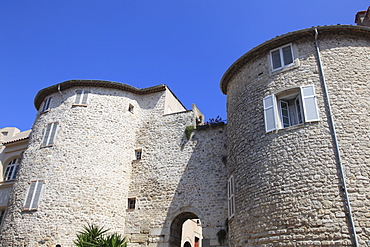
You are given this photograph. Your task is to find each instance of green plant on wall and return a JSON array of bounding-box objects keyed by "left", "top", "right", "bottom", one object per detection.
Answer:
[{"left": 185, "top": 126, "right": 194, "bottom": 140}]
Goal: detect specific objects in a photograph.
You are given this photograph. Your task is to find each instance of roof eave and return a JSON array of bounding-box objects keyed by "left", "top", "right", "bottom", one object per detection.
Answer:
[{"left": 220, "top": 25, "right": 370, "bottom": 94}]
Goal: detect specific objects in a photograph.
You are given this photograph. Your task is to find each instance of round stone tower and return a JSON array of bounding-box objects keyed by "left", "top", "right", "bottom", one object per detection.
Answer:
[
  {"left": 0, "top": 80, "right": 172, "bottom": 245},
  {"left": 221, "top": 25, "right": 370, "bottom": 246}
]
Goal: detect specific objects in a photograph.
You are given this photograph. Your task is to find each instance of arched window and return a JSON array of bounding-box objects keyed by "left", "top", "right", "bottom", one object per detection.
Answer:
[
  {"left": 184, "top": 242, "right": 191, "bottom": 247},
  {"left": 4, "top": 158, "right": 19, "bottom": 181}
]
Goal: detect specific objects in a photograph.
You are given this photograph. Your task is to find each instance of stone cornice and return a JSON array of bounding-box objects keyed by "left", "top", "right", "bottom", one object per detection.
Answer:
[
  {"left": 220, "top": 25, "right": 370, "bottom": 94},
  {"left": 34, "top": 80, "right": 167, "bottom": 110}
]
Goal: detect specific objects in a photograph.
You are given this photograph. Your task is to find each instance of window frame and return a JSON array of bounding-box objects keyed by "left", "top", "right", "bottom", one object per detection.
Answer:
[
  {"left": 41, "top": 122, "right": 59, "bottom": 147},
  {"left": 227, "top": 174, "right": 235, "bottom": 219},
  {"left": 23, "top": 180, "right": 44, "bottom": 211},
  {"left": 73, "top": 90, "right": 89, "bottom": 106},
  {"left": 270, "top": 44, "right": 295, "bottom": 72},
  {"left": 263, "top": 85, "right": 320, "bottom": 132},
  {"left": 3, "top": 158, "right": 19, "bottom": 181}
]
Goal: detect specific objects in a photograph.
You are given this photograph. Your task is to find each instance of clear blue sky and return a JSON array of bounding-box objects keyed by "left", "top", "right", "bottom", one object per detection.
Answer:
[{"left": 1, "top": 0, "right": 367, "bottom": 131}]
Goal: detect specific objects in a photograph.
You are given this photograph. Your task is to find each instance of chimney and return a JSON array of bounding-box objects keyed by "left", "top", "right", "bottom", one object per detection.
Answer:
[{"left": 355, "top": 7, "right": 370, "bottom": 26}]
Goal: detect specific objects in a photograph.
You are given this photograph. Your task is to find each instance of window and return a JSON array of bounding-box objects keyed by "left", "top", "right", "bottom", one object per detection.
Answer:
[
  {"left": 228, "top": 174, "right": 235, "bottom": 219},
  {"left": 270, "top": 44, "right": 294, "bottom": 71},
  {"left": 4, "top": 158, "right": 19, "bottom": 181},
  {"left": 23, "top": 180, "right": 44, "bottom": 211},
  {"left": 0, "top": 209, "right": 5, "bottom": 224},
  {"left": 41, "top": 122, "right": 58, "bottom": 147},
  {"left": 128, "top": 104, "right": 134, "bottom": 113},
  {"left": 263, "top": 85, "right": 320, "bottom": 132},
  {"left": 41, "top": 97, "right": 52, "bottom": 112},
  {"left": 74, "top": 90, "right": 89, "bottom": 105},
  {"left": 135, "top": 149, "right": 142, "bottom": 160},
  {"left": 128, "top": 198, "right": 136, "bottom": 209}
]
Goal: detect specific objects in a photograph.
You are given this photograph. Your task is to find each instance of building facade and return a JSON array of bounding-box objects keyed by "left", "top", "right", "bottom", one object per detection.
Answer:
[
  {"left": 221, "top": 25, "right": 370, "bottom": 246},
  {"left": 0, "top": 81, "right": 228, "bottom": 247},
  {"left": 1, "top": 23, "right": 370, "bottom": 247}
]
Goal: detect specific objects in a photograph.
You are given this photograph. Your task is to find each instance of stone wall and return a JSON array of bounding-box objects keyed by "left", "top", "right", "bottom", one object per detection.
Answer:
[
  {"left": 125, "top": 113, "right": 228, "bottom": 246},
  {"left": 225, "top": 28, "right": 370, "bottom": 246},
  {"left": 0, "top": 83, "right": 228, "bottom": 247}
]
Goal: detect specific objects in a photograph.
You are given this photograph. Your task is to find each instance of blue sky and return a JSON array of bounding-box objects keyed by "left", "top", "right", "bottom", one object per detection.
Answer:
[{"left": 1, "top": 1, "right": 367, "bottom": 131}]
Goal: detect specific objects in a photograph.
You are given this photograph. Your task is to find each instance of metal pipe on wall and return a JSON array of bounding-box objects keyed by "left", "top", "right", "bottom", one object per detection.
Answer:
[{"left": 314, "top": 28, "right": 359, "bottom": 247}]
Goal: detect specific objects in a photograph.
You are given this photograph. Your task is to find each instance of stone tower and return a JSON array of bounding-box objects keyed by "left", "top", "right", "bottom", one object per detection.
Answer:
[
  {"left": 221, "top": 25, "right": 370, "bottom": 246},
  {"left": 0, "top": 80, "right": 228, "bottom": 247}
]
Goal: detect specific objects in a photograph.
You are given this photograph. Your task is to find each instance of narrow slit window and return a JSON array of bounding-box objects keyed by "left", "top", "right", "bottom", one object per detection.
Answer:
[
  {"left": 128, "top": 104, "right": 134, "bottom": 113},
  {"left": 128, "top": 198, "right": 136, "bottom": 209},
  {"left": 135, "top": 149, "right": 142, "bottom": 160}
]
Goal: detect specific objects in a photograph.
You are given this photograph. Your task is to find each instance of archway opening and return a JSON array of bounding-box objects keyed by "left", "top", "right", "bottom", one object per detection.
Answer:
[{"left": 169, "top": 212, "right": 202, "bottom": 247}]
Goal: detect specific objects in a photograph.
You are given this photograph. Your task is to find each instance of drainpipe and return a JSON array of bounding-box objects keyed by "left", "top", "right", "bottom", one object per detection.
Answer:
[{"left": 314, "top": 28, "right": 359, "bottom": 247}]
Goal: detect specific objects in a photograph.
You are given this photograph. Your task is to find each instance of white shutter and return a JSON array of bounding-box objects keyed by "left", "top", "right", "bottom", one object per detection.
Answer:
[
  {"left": 301, "top": 85, "right": 320, "bottom": 122},
  {"left": 75, "top": 90, "right": 82, "bottom": 104},
  {"left": 263, "top": 95, "right": 277, "bottom": 132},
  {"left": 41, "top": 97, "right": 51, "bottom": 112},
  {"left": 48, "top": 123, "right": 58, "bottom": 145},
  {"left": 228, "top": 175, "right": 235, "bottom": 218},
  {"left": 23, "top": 181, "right": 44, "bottom": 211},
  {"left": 41, "top": 123, "right": 52, "bottom": 146},
  {"left": 81, "top": 90, "right": 89, "bottom": 105},
  {"left": 42, "top": 123, "right": 58, "bottom": 147}
]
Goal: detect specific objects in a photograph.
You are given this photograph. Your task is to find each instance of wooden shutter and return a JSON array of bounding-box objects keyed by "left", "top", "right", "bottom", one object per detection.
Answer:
[
  {"left": 263, "top": 95, "right": 277, "bottom": 132},
  {"left": 42, "top": 123, "right": 52, "bottom": 146},
  {"left": 81, "top": 90, "right": 89, "bottom": 105},
  {"left": 41, "top": 97, "right": 51, "bottom": 112},
  {"left": 48, "top": 123, "right": 58, "bottom": 145},
  {"left": 301, "top": 85, "right": 320, "bottom": 122},
  {"left": 42, "top": 123, "right": 58, "bottom": 146},
  {"left": 75, "top": 90, "right": 88, "bottom": 105},
  {"left": 228, "top": 175, "right": 235, "bottom": 218},
  {"left": 23, "top": 180, "right": 44, "bottom": 211},
  {"left": 75, "top": 90, "right": 82, "bottom": 104}
]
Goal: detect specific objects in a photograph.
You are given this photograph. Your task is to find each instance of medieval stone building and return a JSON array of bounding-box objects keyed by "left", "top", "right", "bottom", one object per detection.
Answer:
[{"left": 1, "top": 16, "right": 370, "bottom": 247}]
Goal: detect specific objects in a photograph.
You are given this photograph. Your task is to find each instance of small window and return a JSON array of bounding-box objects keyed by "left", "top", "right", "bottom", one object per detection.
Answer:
[
  {"left": 41, "top": 122, "right": 59, "bottom": 147},
  {"left": 228, "top": 174, "right": 235, "bottom": 219},
  {"left": 270, "top": 44, "right": 294, "bottom": 71},
  {"left": 74, "top": 90, "right": 89, "bottom": 106},
  {"left": 128, "top": 104, "right": 134, "bottom": 113},
  {"left": 263, "top": 85, "right": 320, "bottom": 132},
  {"left": 128, "top": 198, "right": 136, "bottom": 209},
  {"left": 135, "top": 149, "right": 142, "bottom": 160},
  {"left": 41, "top": 97, "right": 52, "bottom": 112},
  {"left": 23, "top": 180, "right": 44, "bottom": 211},
  {"left": 4, "top": 158, "right": 19, "bottom": 181}
]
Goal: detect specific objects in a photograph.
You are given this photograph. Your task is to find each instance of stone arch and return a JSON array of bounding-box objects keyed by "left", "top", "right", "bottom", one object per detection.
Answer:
[{"left": 169, "top": 211, "right": 199, "bottom": 247}]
